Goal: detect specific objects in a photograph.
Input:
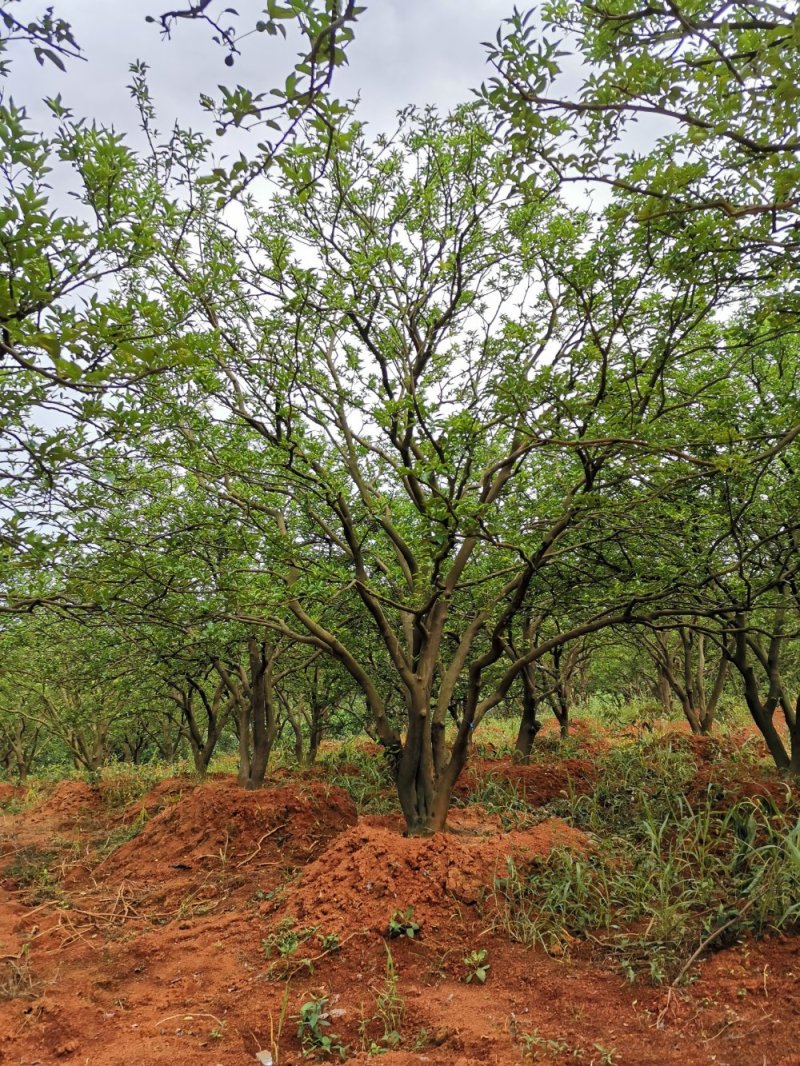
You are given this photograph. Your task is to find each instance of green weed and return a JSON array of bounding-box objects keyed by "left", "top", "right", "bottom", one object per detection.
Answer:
[
  {"left": 492, "top": 741, "right": 800, "bottom": 983},
  {"left": 372, "top": 945, "right": 404, "bottom": 1049},
  {"left": 296, "top": 995, "right": 347, "bottom": 1059},
  {"left": 262, "top": 918, "right": 318, "bottom": 959},
  {"left": 322, "top": 745, "right": 395, "bottom": 814},
  {"left": 463, "top": 948, "right": 490, "bottom": 984},
  {"left": 386, "top": 907, "right": 420, "bottom": 940}
]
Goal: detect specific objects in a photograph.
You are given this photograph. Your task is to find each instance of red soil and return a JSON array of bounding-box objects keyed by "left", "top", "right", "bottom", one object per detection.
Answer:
[
  {"left": 459, "top": 756, "right": 597, "bottom": 806},
  {"left": 0, "top": 758, "right": 799, "bottom": 1065},
  {"left": 102, "top": 779, "right": 356, "bottom": 885},
  {"left": 24, "top": 779, "right": 102, "bottom": 828},
  {"left": 282, "top": 814, "right": 588, "bottom": 938}
]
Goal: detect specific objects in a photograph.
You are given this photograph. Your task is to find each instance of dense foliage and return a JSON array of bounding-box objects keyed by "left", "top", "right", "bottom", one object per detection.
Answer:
[{"left": 1, "top": 1, "right": 799, "bottom": 832}]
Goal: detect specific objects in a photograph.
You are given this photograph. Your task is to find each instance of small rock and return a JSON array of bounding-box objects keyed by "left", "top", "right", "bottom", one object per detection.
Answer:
[{"left": 255, "top": 1051, "right": 274, "bottom": 1066}]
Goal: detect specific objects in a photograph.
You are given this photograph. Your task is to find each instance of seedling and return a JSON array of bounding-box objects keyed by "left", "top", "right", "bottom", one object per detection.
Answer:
[
  {"left": 387, "top": 907, "right": 420, "bottom": 939},
  {"left": 519, "top": 1030, "right": 580, "bottom": 1060},
  {"left": 262, "top": 919, "right": 317, "bottom": 959},
  {"left": 463, "top": 948, "right": 490, "bottom": 984},
  {"left": 296, "top": 995, "right": 346, "bottom": 1059},
  {"left": 318, "top": 932, "right": 340, "bottom": 954}
]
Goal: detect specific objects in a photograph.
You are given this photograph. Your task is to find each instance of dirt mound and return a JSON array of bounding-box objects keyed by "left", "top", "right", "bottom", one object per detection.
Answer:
[
  {"left": 459, "top": 756, "right": 597, "bottom": 806},
  {"left": 121, "top": 774, "right": 200, "bottom": 820},
  {"left": 538, "top": 717, "right": 607, "bottom": 742},
  {"left": 0, "top": 781, "right": 21, "bottom": 806},
  {"left": 101, "top": 779, "right": 357, "bottom": 886},
  {"left": 26, "top": 780, "right": 102, "bottom": 826},
  {"left": 688, "top": 761, "right": 797, "bottom": 811},
  {"left": 283, "top": 815, "right": 588, "bottom": 938}
]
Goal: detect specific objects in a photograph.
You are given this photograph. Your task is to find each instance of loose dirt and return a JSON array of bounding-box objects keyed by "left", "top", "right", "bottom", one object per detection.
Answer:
[
  {"left": 1, "top": 749, "right": 799, "bottom": 1065},
  {"left": 283, "top": 814, "right": 588, "bottom": 937}
]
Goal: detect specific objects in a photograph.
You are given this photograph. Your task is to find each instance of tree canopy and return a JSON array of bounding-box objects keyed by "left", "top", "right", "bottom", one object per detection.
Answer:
[{"left": 2, "top": 0, "right": 800, "bottom": 830}]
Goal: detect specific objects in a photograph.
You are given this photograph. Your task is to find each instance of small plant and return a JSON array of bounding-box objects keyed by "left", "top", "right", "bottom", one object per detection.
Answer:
[
  {"left": 519, "top": 1030, "right": 580, "bottom": 1061},
  {"left": 463, "top": 948, "right": 490, "bottom": 984},
  {"left": 98, "top": 807, "right": 148, "bottom": 856},
  {"left": 296, "top": 995, "right": 346, "bottom": 1059},
  {"left": 387, "top": 907, "right": 420, "bottom": 939},
  {"left": 461, "top": 769, "right": 531, "bottom": 829},
  {"left": 318, "top": 932, "right": 340, "bottom": 954},
  {"left": 0, "top": 949, "right": 40, "bottom": 1002},
  {"left": 323, "top": 744, "right": 396, "bottom": 814},
  {"left": 99, "top": 766, "right": 160, "bottom": 809},
  {"left": 5, "top": 847, "right": 58, "bottom": 901},
  {"left": 267, "top": 982, "right": 290, "bottom": 1066},
  {"left": 262, "top": 918, "right": 317, "bottom": 959},
  {"left": 218, "top": 830, "right": 231, "bottom": 867},
  {"left": 372, "top": 945, "right": 404, "bottom": 1049}
]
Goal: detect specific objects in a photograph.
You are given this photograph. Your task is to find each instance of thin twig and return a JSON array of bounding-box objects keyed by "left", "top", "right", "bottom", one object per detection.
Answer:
[
  {"left": 671, "top": 898, "right": 756, "bottom": 988},
  {"left": 236, "top": 824, "right": 286, "bottom": 868}
]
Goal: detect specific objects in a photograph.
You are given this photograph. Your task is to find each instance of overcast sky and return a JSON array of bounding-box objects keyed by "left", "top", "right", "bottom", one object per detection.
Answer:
[{"left": 9, "top": 1, "right": 514, "bottom": 143}]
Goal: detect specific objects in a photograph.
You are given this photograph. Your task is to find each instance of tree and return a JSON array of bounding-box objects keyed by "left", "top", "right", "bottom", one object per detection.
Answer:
[
  {"left": 0, "top": 613, "right": 170, "bottom": 773},
  {"left": 637, "top": 621, "right": 730, "bottom": 735},
  {"left": 0, "top": 1, "right": 81, "bottom": 75},
  {"left": 91, "top": 100, "right": 764, "bottom": 831},
  {"left": 0, "top": 89, "right": 176, "bottom": 615},
  {"left": 483, "top": 2, "right": 800, "bottom": 238}
]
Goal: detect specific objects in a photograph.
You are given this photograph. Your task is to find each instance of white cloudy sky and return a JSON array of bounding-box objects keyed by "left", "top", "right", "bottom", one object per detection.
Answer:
[{"left": 9, "top": 1, "right": 514, "bottom": 140}]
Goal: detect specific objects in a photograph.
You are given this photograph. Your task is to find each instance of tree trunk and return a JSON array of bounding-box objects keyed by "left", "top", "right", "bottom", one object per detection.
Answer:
[
  {"left": 550, "top": 690, "right": 569, "bottom": 739},
  {"left": 307, "top": 694, "right": 325, "bottom": 766},
  {"left": 287, "top": 706, "right": 305, "bottom": 765},
  {"left": 396, "top": 700, "right": 436, "bottom": 834},
  {"left": 654, "top": 665, "right": 672, "bottom": 715},
  {"left": 236, "top": 699, "right": 251, "bottom": 786},
  {"left": 789, "top": 708, "right": 800, "bottom": 781},
  {"left": 246, "top": 636, "right": 279, "bottom": 789},
  {"left": 395, "top": 687, "right": 475, "bottom": 835},
  {"left": 727, "top": 616, "right": 791, "bottom": 773},
  {"left": 513, "top": 668, "right": 540, "bottom": 763},
  {"left": 699, "top": 650, "right": 728, "bottom": 735},
  {"left": 213, "top": 657, "right": 252, "bottom": 785}
]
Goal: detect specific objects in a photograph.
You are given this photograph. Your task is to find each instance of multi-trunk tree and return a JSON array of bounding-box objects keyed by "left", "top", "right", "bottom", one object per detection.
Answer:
[
  {"left": 3, "top": 5, "right": 800, "bottom": 826},
  {"left": 98, "top": 102, "right": 767, "bottom": 831}
]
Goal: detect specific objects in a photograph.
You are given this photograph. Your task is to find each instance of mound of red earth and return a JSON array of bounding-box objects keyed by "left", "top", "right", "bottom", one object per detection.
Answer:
[
  {"left": 0, "top": 781, "right": 21, "bottom": 806},
  {"left": 24, "top": 779, "right": 103, "bottom": 828},
  {"left": 283, "top": 814, "right": 589, "bottom": 938},
  {"left": 99, "top": 779, "right": 357, "bottom": 888},
  {"left": 458, "top": 755, "right": 597, "bottom": 806},
  {"left": 120, "top": 773, "right": 202, "bottom": 820}
]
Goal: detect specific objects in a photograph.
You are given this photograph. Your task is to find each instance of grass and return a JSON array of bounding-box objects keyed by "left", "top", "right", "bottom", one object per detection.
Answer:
[
  {"left": 455, "top": 767, "right": 530, "bottom": 826},
  {"left": 4, "top": 845, "right": 59, "bottom": 900},
  {"left": 98, "top": 765, "right": 164, "bottom": 809},
  {"left": 0, "top": 948, "right": 41, "bottom": 1002},
  {"left": 320, "top": 743, "right": 397, "bottom": 814},
  {"left": 96, "top": 809, "right": 149, "bottom": 857},
  {"left": 372, "top": 945, "right": 404, "bottom": 1049},
  {"left": 0, "top": 781, "right": 44, "bottom": 814},
  {"left": 490, "top": 736, "right": 800, "bottom": 983}
]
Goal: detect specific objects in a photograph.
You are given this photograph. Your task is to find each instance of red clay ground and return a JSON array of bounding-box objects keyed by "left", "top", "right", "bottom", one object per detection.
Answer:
[{"left": 1, "top": 740, "right": 800, "bottom": 1065}]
